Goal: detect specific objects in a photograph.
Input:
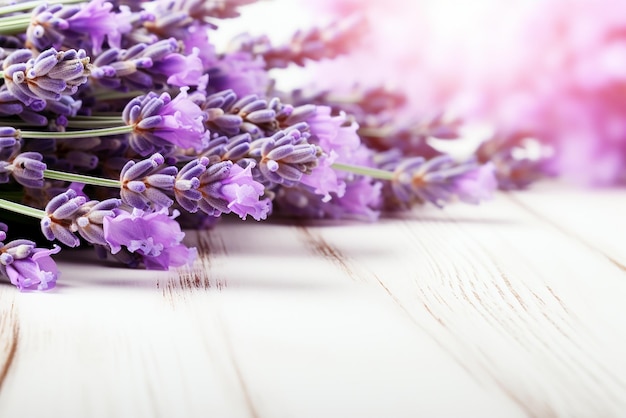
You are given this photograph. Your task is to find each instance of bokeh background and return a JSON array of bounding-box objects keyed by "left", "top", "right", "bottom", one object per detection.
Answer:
[{"left": 218, "top": 0, "right": 626, "bottom": 186}]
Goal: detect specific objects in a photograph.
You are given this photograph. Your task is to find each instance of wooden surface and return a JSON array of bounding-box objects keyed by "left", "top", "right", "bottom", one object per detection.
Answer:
[{"left": 1, "top": 183, "right": 625, "bottom": 418}]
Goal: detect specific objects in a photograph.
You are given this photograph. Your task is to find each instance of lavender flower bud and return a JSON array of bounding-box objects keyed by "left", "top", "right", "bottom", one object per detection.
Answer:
[
  {"left": 202, "top": 133, "right": 251, "bottom": 162},
  {"left": 476, "top": 132, "right": 555, "bottom": 190},
  {"left": 41, "top": 190, "right": 86, "bottom": 247},
  {"left": 0, "top": 151, "right": 46, "bottom": 188},
  {"left": 41, "top": 189, "right": 122, "bottom": 247},
  {"left": 27, "top": 0, "right": 130, "bottom": 55},
  {"left": 229, "top": 16, "right": 366, "bottom": 69},
  {"left": 120, "top": 153, "right": 176, "bottom": 210},
  {"left": 247, "top": 129, "right": 320, "bottom": 187},
  {"left": 173, "top": 157, "right": 208, "bottom": 213},
  {"left": 2, "top": 48, "right": 90, "bottom": 106},
  {"left": 0, "top": 234, "right": 61, "bottom": 292},
  {"left": 202, "top": 91, "right": 297, "bottom": 139},
  {"left": 0, "top": 88, "right": 24, "bottom": 116},
  {"left": 74, "top": 198, "right": 121, "bottom": 246},
  {"left": 197, "top": 160, "right": 270, "bottom": 220},
  {"left": 383, "top": 154, "right": 497, "bottom": 209},
  {"left": 122, "top": 89, "right": 209, "bottom": 156},
  {"left": 0, "top": 127, "right": 20, "bottom": 161}
]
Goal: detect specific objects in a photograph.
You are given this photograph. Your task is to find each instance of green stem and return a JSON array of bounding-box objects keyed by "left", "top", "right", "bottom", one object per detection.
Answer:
[
  {"left": 20, "top": 125, "right": 133, "bottom": 139},
  {"left": 44, "top": 169, "right": 120, "bottom": 188},
  {"left": 0, "top": 0, "right": 84, "bottom": 16},
  {"left": 92, "top": 90, "right": 147, "bottom": 101},
  {"left": 65, "top": 116, "right": 124, "bottom": 129},
  {"left": 0, "top": 198, "right": 45, "bottom": 219},
  {"left": 0, "top": 15, "right": 31, "bottom": 35},
  {"left": 332, "top": 163, "right": 395, "bottom": 181}
]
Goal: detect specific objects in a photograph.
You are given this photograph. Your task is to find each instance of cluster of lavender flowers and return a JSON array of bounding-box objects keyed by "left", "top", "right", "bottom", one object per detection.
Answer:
[{"left": 0, "top": 0, "right": 510, "bottom": 292}]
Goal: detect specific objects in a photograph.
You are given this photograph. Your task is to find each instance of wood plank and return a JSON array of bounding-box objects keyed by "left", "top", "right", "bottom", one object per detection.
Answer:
[
  {"left": 0, "top": 188, "right": 624, "bottom": 417},
  {"left": 287, "top": 196, "right": 626, "bottom": 417},
  {"left": 508, "top": 182, "right": 626, "bottom": 269}
]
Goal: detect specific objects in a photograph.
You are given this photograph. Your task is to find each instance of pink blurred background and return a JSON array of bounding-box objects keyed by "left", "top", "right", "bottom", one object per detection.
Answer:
[
  {"left": 215, "top": 0, "right": 626, "bottom": 186},
  {"left": 301, "top": 0, "right": 626, "bottom": 186}
]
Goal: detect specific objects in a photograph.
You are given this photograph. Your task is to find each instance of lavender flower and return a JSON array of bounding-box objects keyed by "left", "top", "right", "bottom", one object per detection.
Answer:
[
  {"left": 41, "top": 189, "right": 122, "bottom": 247},
  {"left": 275, "top": 176, "right": 382, "bottom": 221},
  {"left": 26, "top": 0, "right": 131, "bottom": 54},
  {"left": 476, "top": 131, "right": 555, "bottom": 190},
  {"left": 119, "top": 153, "right": 209, "bottom": 211},
  {"left": 296, "top": 106, "right": 362, "bottom": 201},
  {"left": 197, "top": 160, "right": 270, "bottom": 220},
  {"left": 208, "top": 52, "right": 269, "bottom": 97},
  {"left": 0, "top": 127, "right": 20, "bottom": 161},
  {"left": 102, "top": 207, "right": 197, "bottom": 270},
  {"left": 0, "top": 87, "right": 26, "bottom": 116},
  {"left": 201, "top": 133, "right": 252, "bottom": 163},
  {"left": 2, "top": 48, "right": 91, "bottom": 106},
  {"left": 200, "top": 90, "right": 316, "bottom": 143},
  {"left": 382, "top": 153, "right": 497, "bottom": 209},
  {"left": 91, "top": 39, "right": 204, "bottom": 90},
  {"left": 151, "top": 47, "right": 204, "bottom": 87},
  {"left": 119, "top": 153, "right": 176, "bottom": 210},
  {"left": 122, "top": 88, "right": 210, "bottom": 155},
  {"left": 0, "top": 228, "right": 61, "bottom": 291},
  {"left": 274, "top": 140, "right": 383, "bottom": 221},
  {"left": 0, "top": 151, "right": 46, "bottom": 188},
  {"left": 173, "top": 156, "right": 209, "bottom": 213},
  {"left": 142, "top": 0, "right": 258, "bottom": 32},
  {"left": 229, "top": 15, "right": 367, "bottom": 69},
  {"left": 247, "top": 129, "right": 320, "bottom": 187},
  {"left": 181, "top": 22, "right": 217, "bottom": 70}
]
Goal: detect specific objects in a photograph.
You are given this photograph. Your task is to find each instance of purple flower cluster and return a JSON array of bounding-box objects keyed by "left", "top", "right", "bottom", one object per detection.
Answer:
[
  {"left": 103, "top": 208, "right": 196, "bottom": 270},
  {"left": 0, "top": 0, "right": 522, "bottom": 292},
  {"left": 0, "top": 224, "right": 60, "bottom": 291},
  {"left": 123, "top": 88, "right": 209, "bottom": 155}
]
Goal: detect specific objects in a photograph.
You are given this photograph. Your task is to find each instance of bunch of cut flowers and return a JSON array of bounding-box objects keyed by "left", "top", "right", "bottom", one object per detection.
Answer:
[{"left": 0, "top": 0, "right": 549, "bottom": 291}]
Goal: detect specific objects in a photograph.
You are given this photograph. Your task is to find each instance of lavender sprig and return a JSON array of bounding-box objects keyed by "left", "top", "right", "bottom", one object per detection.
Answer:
[{"left": 229, "top": 15, "right": 367, "bottom": 69}]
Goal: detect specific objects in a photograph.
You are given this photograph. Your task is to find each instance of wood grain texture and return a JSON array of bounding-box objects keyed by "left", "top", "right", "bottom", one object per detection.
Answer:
[{"left": 0, "top": 186, "right": 625, "bottom": 417}]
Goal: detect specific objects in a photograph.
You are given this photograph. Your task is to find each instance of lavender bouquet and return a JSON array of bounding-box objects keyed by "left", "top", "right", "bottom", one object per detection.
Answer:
[{"left": 0, "top": 0, "right": 541, "bottom": 292}]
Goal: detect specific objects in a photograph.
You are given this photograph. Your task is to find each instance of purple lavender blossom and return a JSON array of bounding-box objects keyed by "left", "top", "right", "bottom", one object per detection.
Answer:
[
  {"left": 247, "top": 129, "right": 320, "bottom": 187},
  {"left": 182, "top": 23, "right": 217, "bottom": 70},
  {"left": 92, "top": 39, "right": 204, "bottom": 89},
  {"left": 384, "top": 154, "right": 498, "bottom": 208},
  {"left": 298, "top": 149, "right": 342, "bottom": 202},
  {"left": 27, "top": 0, "right": 131, "bottom": 54},
  {"left": 0, "top": 228, "right": 61, "bottom": 291},
  {"left": 174, "top": 157, "right": 209, "bottom": 213},
  {"left": 208, "top": 52, "right": 270, "bottom": 97},
  {"left": 142, "top": 0, "right": 257, "bottom": 33},
  {"left": 0, "top": 88, "right": 26, "bottom": 117},
  {"left": 102, "top": 207, "right": 196, "bottom": 270},
  {"left": 119, "top": 153, "right": 176, "bottom": 210},
  {"left": 476, "top": 131, "right": 556, "bottom": 190},
  {"left": 228, "top": 16, "right": 366, "bottom": 69},
  {"left": 151, "top": 47, "right": 204, "bottom": 87},
  {"left": 275, "top": 176, "right": 382, "bottom": 221},
  {"left": 197, "top": 160, "right": 270, "bottom": 221},
  {"left": 0, "top": 127, "right": 20, "bottom": 162},
  {"left": 41, "top": 189, "right": 121, "bottom": 247},
  {"left": 119, "top": 153, "right": 209, "bottom": 212},
  {"left": 217, "top": 163, "right": 270, "bottom": 220},
  {"left": 122, "top": 88, "right": 210, "bottom": 156},
  {"left": 274, "top": 139, "right": 383, "bottom": 221},
  {"left": 296, "top": 106, "right": 362, "bottom": 201},
  {"left": 2, "top": 48, "right": 90, "bottom": 106},
  {"left": 0, "top": 151, "right": 47, "bottom": 188}
]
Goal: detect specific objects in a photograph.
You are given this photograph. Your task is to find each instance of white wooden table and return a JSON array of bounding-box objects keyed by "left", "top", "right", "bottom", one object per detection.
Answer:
[{"left": 1, "top": 183, "right": 625, "bottom": 418}]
